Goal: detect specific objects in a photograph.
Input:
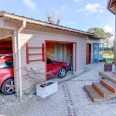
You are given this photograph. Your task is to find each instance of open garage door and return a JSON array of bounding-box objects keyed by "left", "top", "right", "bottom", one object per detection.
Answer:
[{"left": 46, "top": 41, "right": 75, "bottom": 79}]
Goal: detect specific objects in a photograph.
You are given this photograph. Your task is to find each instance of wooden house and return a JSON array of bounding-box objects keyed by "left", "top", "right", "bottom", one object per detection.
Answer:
[{"left": 0, "top": 11, "right": 102, "bottom": 97}]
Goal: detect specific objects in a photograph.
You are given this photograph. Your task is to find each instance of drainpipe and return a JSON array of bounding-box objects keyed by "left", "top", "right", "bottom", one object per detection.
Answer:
[{"left": 18, "top": 20, "right": 26, "bottom": 97}]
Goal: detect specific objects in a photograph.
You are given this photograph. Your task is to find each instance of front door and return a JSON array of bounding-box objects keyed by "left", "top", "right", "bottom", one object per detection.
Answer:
[{"left": 86, "top": 43, "right": 91, "bottom": 64}]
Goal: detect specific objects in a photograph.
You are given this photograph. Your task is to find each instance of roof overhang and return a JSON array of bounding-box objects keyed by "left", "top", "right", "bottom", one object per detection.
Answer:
[
  {"left": 107, "top": 0, "right": 116, "bottom": 14},
  {"left": 0, "top": 10, "right": 101, "bottom": 39}
]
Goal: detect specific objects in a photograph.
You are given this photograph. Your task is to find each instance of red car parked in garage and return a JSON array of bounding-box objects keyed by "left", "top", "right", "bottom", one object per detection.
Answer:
[
  {"left": 0, "top": 56, "right": 14, "bottom": 95},
  {"left": 0, "top": 56, "right": 69, "bottom": 95},
  {"left": 47, "top": 58, "right": 69, "bottom": 78}
]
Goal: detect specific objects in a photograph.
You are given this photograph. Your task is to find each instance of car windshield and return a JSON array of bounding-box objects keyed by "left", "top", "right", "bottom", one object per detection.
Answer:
[
  {"left": 47, "top": 59, "right": 52, "bottom": 64},
  {"left": 0, "top": 59, "right": 13, "bottom": 68}
]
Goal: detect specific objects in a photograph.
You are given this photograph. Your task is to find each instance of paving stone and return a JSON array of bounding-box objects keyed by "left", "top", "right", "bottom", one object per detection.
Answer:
[{"left": 0, "top": 63, "right": 116, "bottom": 116}]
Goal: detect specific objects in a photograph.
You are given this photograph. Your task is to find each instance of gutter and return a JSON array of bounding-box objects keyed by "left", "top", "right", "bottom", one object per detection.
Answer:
[{"left": 18, "top": 20, "right": 26, "bottom": 97}]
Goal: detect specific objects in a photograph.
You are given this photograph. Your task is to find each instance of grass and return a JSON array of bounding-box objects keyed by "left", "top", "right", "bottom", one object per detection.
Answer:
[{"left": 104, "top": 52, "right": 114, "bottom": 61}]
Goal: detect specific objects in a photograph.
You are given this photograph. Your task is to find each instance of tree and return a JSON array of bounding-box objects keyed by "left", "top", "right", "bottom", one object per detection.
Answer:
[
  {"left": 87, "top": 27, "right": 113, "bottom": 38},
  {"left": 106, "top": 32, "right": 113, "bottom": 38},
  {"left": 46, "top": 10, "right": 61, "bottom": 25},
  {"left": 88, "top": 27, "right": 114, "bottom": 49}
]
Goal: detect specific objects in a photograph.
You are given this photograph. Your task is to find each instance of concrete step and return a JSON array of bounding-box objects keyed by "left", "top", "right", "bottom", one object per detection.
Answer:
[
  {"left": 100, "top": 79, "right": 116, "bottom": 93},
  {"left": 84, "top": 85, "right": 109, "bottom": 102},
  {"left": 92, "top": 82, "right": 116, "bottom": 98}
]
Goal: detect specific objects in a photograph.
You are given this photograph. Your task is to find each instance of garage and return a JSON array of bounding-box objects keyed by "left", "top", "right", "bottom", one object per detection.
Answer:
[{"left": 46, "top": 40, "right": 76, "bottom": 78}]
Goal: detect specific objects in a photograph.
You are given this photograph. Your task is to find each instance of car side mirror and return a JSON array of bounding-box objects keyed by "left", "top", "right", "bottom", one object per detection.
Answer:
[{"left": 52, "top": 61, "right": 56, "bottom": 65}]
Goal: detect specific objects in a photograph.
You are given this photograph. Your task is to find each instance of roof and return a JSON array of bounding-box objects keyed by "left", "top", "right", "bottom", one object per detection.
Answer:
[
  {"left": 107, "top": 0, "right": 115, "bottom": 14},
  {"left": 0, "top": 10, "right": 103, "bottom": 39}
]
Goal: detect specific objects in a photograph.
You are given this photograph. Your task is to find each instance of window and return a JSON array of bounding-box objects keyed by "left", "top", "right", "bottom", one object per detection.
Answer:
[
  {"left": 47, "top": 59, "right": 52, "bottom": 64},
  {"left": 0, "top": 62, "right": 7, "bottom": 68},
  {"left": 5, "top": 60, "right": 13, "bottom": 68},
  {"left": 0, "top": 60, "right": 13, "bottom": 68}
]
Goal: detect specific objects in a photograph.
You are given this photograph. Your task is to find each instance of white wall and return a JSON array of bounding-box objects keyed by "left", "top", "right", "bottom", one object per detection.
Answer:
[
  {"left": 21, "top": 29, "right": 87, "bottom": 69},
  {"left": 2, "top": 19, "right": 88, "bottom": 93},
  {"left": 20, "top": 29, "right": 88, "bottom": 92}
]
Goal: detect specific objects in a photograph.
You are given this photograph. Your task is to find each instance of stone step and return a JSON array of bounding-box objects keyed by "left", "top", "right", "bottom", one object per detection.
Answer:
[
  {"left": 84, "top": 85, "right": 109, "bottom": 102},
  {"left": 100, "top": 79, "right": 116, "bottom": 93},
  {"left": 92, "top": 82, "right": 116, "bottom": 98}
]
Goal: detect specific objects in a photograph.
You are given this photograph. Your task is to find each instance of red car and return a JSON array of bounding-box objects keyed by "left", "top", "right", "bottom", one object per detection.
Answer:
[
  {"left": 47, "top": 58, "right": 69, "bottom": 78},
  {"left": 0, "top": 56, "right": 14, "bottom": 95},
  {"left": 0, "top": 56, "right": 69, "bottom": 95}
]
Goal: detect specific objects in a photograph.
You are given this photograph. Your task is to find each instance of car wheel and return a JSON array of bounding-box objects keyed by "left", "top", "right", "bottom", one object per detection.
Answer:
[
  {"left": 58, "top": 67, "right": 66, "bottom": 78},
  {"left": 1, "top": 78, "right": 15, "bottom": 95}
]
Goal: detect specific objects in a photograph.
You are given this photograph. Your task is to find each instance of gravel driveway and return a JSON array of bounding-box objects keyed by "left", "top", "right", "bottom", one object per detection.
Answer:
[{"left": 1, "top": 63, "right": 116, "bottom": 116}]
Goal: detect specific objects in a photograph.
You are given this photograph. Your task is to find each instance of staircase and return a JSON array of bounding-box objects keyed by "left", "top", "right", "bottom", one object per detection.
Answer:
[{"left": 84, "top": 78, "right": 116, "bottom": 102}]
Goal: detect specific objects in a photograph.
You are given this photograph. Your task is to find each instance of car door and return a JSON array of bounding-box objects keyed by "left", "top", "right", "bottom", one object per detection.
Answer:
[
  {"left": 47, "top": 59, "right": 58, "bottom": 78},
  {"left": 5, "top": 59, "right": 14, "bottom": 77},
  {"left": 0, "top": 59, "right": 14, "bottom": 82}
]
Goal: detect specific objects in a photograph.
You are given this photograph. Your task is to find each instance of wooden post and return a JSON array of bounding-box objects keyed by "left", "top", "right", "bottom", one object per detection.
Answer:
[
  {"left": 13, "top": 30, "right": 19, "bottom": 97},
  {"left": 26, "top": 43, "right": 29, "bottom": 64},
  {"left": 42, "top": 43, "right": 45, "bottom": 62}
]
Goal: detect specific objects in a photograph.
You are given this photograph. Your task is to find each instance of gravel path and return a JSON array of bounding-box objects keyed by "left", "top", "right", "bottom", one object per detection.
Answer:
[{"left": 1, "top": 63, "right": 116, "bottom": 116}]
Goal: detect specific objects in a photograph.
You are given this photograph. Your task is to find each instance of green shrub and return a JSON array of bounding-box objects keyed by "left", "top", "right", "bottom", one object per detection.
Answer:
[{"left": 105, "top": 61, "right": 111, "bottom": 64}]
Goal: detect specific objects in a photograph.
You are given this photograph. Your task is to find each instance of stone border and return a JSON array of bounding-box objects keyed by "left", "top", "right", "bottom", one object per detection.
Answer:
[
  {"left": 62, "top": 82, "right": 77, "bottom": 116},
  {"left": 70, "top": 79, "right": 99, "bottom": 82}
]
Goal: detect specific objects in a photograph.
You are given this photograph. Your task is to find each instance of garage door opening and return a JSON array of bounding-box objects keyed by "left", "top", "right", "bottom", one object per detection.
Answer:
[
  {"left": 46, "top": 41, "right": 75, "bottom": 79},
  {"left": 0, "top": 37, "right": 14, "bottom": 95}
]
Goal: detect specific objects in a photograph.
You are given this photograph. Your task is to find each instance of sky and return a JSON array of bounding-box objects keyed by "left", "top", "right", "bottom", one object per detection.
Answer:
[{"left": 0, "top": 0, "right": 115, "bottom": 36}]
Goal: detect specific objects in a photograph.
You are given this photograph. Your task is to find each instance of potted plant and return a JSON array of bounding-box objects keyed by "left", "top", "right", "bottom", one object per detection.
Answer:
[
  {"left": 104, "top": 61, "right": 112, "bottom": 71},
  {"left": 26, "top": 67, "right": 58, "bottom": 98},
  {"left": 36, "top": 80, "right": 58, "bottom": 98}
]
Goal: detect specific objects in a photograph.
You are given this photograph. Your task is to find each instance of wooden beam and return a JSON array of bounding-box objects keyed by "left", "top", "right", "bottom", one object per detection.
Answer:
[
  {"left": 42, "top": 43, "right": 45, "bottom": 61},
  {"left": 28, "top": 47, "right": 42, "bottom": 49},
  {"left": 0, "top": 48, "right": 12, "bottom": 50},
  {"left": 0, "top": 45, "right": 12, "bottom": 47},
  {"left": 26, "top": 43, "right": 29, "bottom": 64},
  {"left": 29, "top": 59, "right": 42, "bottom": 62},
  {"left": 29, "top": 53, "right": 42, "bottom": 55},
  {"left": 0, "top": 51, "right": 12, "bottom": 54}
]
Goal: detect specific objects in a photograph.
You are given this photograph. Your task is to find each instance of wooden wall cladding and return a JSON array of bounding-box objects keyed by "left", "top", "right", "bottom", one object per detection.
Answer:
[
  {"left": 0, "top": 38, "right": 12, "bottom": 54},
  {"left": 46, "top": 42, "right": 73, "bottom": 63},
  {"left": 46, "top": 42, "right": 55, "bottom": 60}
]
